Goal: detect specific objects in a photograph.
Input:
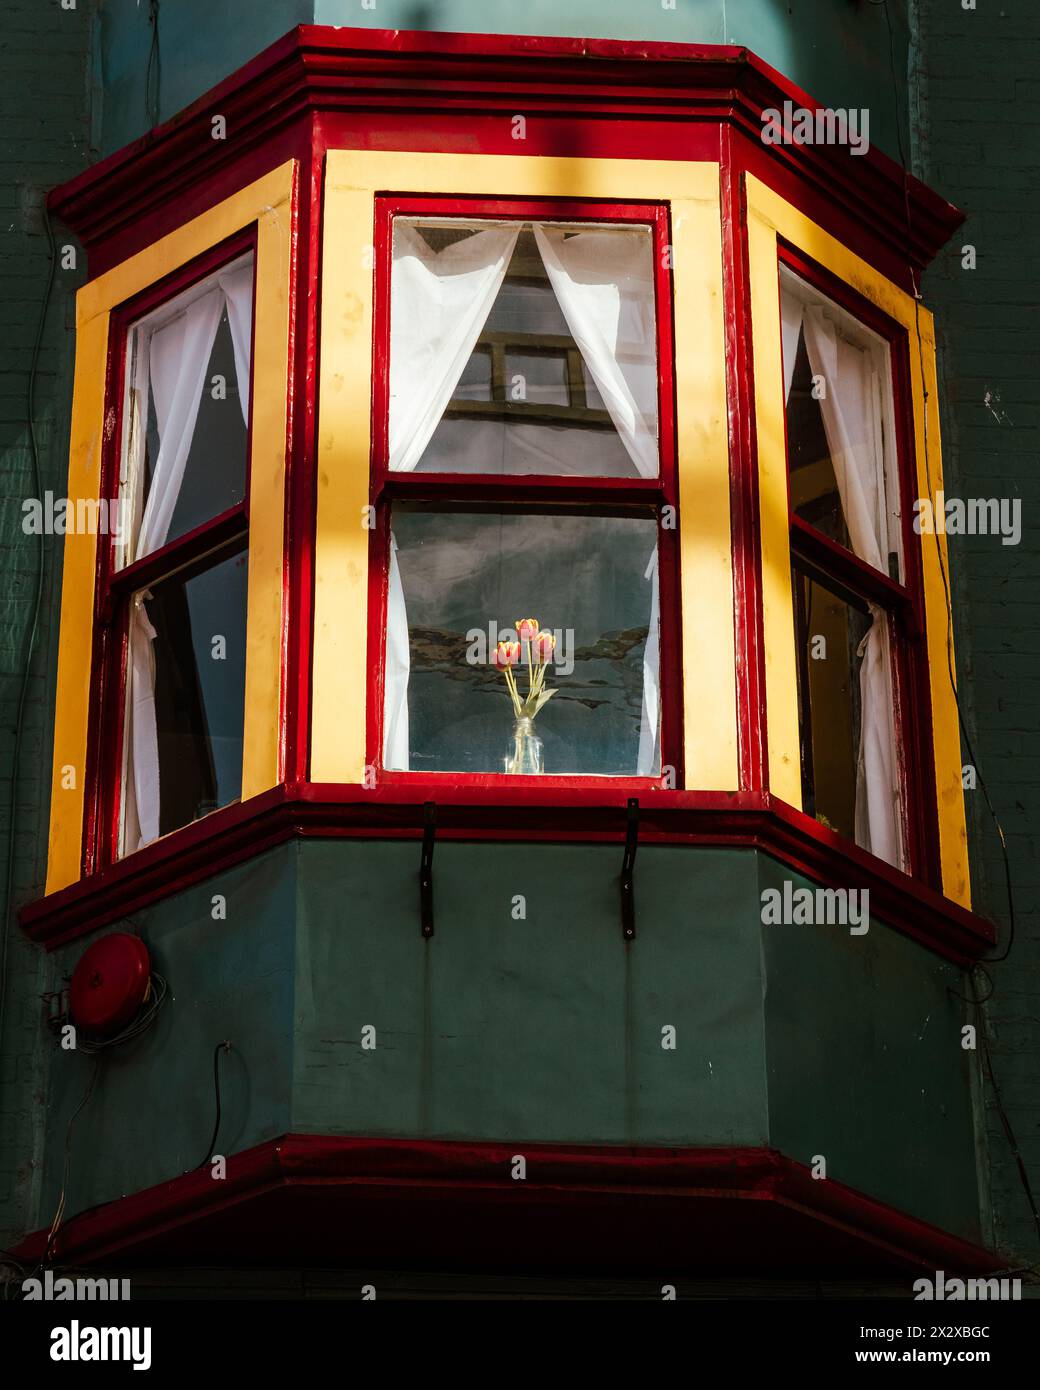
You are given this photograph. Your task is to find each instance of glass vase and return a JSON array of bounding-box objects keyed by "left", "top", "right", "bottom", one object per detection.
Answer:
[{"left": 504, "top": 716, "right": 544, "bottom": 776}]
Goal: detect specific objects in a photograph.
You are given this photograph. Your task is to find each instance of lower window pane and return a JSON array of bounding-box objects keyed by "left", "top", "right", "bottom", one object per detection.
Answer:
[
  {"left": 122, "top": 545, "right": 248, "bottom": 853},
  {"left": 386, "top": 507, "right": 661, "bottom": 776},
  {"left": 791, "top": 563, "right": 871, "bottom": 842}
]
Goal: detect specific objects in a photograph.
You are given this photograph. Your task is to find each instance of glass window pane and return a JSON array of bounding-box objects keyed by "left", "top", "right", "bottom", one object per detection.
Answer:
[
  {"left": 455, "top": 347, "right": 492, "bottom": 402},
  {"left": 390, "top": 220, "right": 659, "bottom": 478},
  {"left": 780, "top": 266, "right": 903, "bottom": 583},
  {"left": 785, "top": 332, "right": 852, "bottom": 552},
  {"left": 151, "top": 310, "right": 247, "bottom": 544},
  {"left": 791, "top": 562, "right": 874, "bottom": 843},
  {"left": 386, "top": 507, "right": 660, "bottom": 776},
  {"left": 121, "top": 254, "right": 253, "bottom": 565},
  {"left": 504, "top": 350, "right": 570, "bottom": 407},
  {"left": 122, "top": 546, "right": 248, "bottom": 852}
]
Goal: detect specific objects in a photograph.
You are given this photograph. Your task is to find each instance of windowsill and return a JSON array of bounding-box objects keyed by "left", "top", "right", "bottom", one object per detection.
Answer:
[{"left": 21, "top": 781, "right": 994, "bottom": 962}]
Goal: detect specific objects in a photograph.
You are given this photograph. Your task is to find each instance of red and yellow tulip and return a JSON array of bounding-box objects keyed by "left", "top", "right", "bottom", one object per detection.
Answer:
[{"left": 490, "top": 618, "right": 559, "bottom": 723}]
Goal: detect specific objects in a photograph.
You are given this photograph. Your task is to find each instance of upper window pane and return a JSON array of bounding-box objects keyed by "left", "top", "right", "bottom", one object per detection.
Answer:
[
  {"left": 119, "top": 253, "right": 254, "bottom": 565},
  {"left": 780, "top": 266, "right": 903, "bottom": 583},
  {"left": 388, "top": 220, "right": 659, "bottom": 478}
]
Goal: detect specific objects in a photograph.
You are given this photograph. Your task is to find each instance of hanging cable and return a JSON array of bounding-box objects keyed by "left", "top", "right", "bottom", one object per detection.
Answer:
[
  {"left": 42, "top": 1057, "right": 101, "bottom": 1266},
  {"left": 197, "top": 1040, "right": 232, "bottom": 1169},
  {"left": 146, "top": 0, "right": 161, "bottom": 129}
]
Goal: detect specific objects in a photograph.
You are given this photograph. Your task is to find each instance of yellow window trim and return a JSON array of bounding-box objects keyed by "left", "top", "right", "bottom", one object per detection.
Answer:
[
  {"left": 46, "top": 160, "right": 297, "bottom": 895},
  {"left": 745, "top": 173, "right": 970, "bottom": 907},
  {"left": 316, "top": 150, "right": 735, "bottom": 794}
]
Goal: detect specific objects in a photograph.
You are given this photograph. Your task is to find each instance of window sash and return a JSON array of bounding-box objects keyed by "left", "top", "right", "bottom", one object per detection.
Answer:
[
  {"left": 95, "top": 244, "right": 256, "bottom": 866},
  {"left": 371, "top": 197, "right": 678, "bottom": 784}
]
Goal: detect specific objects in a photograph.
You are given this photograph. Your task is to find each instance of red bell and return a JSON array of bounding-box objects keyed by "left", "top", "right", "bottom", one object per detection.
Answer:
[{"left": 69, "top": 933, "right": 151, "bottom": 1037}]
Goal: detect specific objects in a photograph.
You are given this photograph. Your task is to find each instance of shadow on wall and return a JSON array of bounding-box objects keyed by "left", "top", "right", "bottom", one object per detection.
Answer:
[{"left": 99, "top": 0, "right": 907, "bottom": 163}]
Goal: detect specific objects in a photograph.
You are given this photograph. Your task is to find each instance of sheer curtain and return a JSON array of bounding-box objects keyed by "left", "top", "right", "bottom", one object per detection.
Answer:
[
  {"left": 218, "top": 263, "right": 255, "bottom": 425},
  {"left": 637, "top": 547, "right": 661, "bottom": 776},
  {"left": 783, "top": 285, "right": 904, "bottom": 869},
  {"left": 388, "top": 223, "right": 521, "bottom": 473},
  {"left": 532, "top": 223, "right": 659, "bottom": 479},
  {"left": 123, "top": 273, "right": 252, "bottom": 852}
]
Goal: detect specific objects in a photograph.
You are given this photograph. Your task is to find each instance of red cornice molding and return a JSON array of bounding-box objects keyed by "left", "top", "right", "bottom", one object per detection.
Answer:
[
  {"left": 47, "top": 25, "right": 962, "bottom": 276},
  {"left": 12, "top": 1134, "right": 1003, "bottom": 1276},
  {"left": 20, "top": 783, "right": 995, "bottom": 962}
]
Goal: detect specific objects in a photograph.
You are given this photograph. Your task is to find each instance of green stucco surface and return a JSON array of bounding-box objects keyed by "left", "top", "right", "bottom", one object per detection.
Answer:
[
  {"left": 30, "top": 841, "right": 979, "bottom": 1247},
  {"left": 98, "top": 0, "right": 910, "bottom": 163},
  {"left": 291, "top": 841, "right": 767, "bottom": 1145},
  {"left": 759, "top": 856, "right": 981, "bottom": 1242}
]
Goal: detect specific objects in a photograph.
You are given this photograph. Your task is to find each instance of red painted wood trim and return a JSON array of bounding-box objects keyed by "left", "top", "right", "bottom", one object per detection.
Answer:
[
  {"left": 721, "top": 133, "right": 768, "bottom": 793},
  {"left": 84, "top": 232, "right": 258, "bottom": 877},
  {"left": 46, "top": 27, "right": 963, "bottom": 284},
  {"left": 11, "top": 1134, "right": 1004, "bottom": 1275},
  {"left": 20, "top": 784, "right": 995, "bottom": 962}
]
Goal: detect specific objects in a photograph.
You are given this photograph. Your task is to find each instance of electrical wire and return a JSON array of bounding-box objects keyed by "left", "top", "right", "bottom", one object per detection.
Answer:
[
  {"left": 146, "top": 0, "right": 161, "bottom": 130},
  {"left": 970, "top": 971, "right": 1040, "bottom": 1246},
  {"left": 73, "top": 971, "right": 168, "bottom": 1054},
  {"left": 197, "top": 1040, "right": 232, "bottom": 1169},
  {"left": 42, "top": 1057, "right": 101, "bottom": 1266}
]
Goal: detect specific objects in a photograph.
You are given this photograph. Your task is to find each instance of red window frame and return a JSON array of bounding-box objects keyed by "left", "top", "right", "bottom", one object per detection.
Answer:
[
  {"left": 81, "top": 229, "right": 259, "bottom": 876},
  {"left": 777, "top": 240, "right": 941, "bottom": 887},
  {"left": 365, "top": 195, "right": 682, "bottom": 792}
]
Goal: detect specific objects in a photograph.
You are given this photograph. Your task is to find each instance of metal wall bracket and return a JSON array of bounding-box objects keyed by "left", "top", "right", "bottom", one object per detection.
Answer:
[
  {"left": 420, "top": 801, "right": 436, "bottom": 938},
  {"left": 620, "top": 797, "right": 639, "bottom": 940}
]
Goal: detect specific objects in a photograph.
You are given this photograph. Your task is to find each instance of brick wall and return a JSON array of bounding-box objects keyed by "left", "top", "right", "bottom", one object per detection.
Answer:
[
  {"left": 0, "top": 0, "right": 92, "bottom": 1245},
  {"left": 914, "top": 0, "right": 1040, "bottom": 1263}
]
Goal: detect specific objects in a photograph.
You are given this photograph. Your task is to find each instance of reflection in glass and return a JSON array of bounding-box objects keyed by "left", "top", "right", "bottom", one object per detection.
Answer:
[
  {"left": 123, "top": 546, "right": 248, "bottom": 847},
  {"left": 791, "top": 562, "right": 874, "bottom": 842},
  {"left": 387, "top": 507, "right": 660, "bottom": 776}
]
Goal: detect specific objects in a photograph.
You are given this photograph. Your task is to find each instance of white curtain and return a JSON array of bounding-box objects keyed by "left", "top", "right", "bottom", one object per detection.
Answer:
[
  {"left": 123, "top": 270, "right": 252, "bottom": 852},
  {"left": 532, "top": 223, "right": 659, "bottom": 479},
  {"left": 785, "top": 293, "right": 904, "bottom": 869},
  {"left": 637, "top": 547, "right": 661, "bottom": 776},
  {"left": 218, "top": 263, "right": 254, "bottom": 425},
  {"left": 781, "top": 293, "right": 802, "bottom": 406},
  {"left": 389, "top": 223, "right": 521, "bottom": 472},
  {"left": 383, "top": 534, "right": 411, "bottom": 769}
]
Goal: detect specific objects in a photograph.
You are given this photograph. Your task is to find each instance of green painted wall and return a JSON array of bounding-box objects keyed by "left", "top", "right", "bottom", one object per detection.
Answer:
[
  {"left": 759, "top": 856, "right": 980, "bottom": 1242},
  {"left": 96, "top": 0, "right": 911, "bottom": 162},
  {"left": 31, "top": 842, "right": 979, "bottom": 1248},
  {"left": 291, "top": 841, "right": 768, "bottom": 1146},
  {"left": 41, "top": 849, "right": 295, "bottom": 1216}
]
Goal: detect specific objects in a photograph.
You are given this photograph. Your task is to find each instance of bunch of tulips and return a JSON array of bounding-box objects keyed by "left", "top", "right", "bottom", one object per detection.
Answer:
[{"left": 491, "top": 617, "right": 557, "bottom": 721}]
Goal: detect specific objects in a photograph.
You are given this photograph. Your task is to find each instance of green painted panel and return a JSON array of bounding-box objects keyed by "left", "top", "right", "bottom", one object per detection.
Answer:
[
  {"left": 758, "top": 856, "right": 981, "bottom": 1242},
  {"left": 292, "top": 840, "right": 768, "bottom": 1145},
  {"left": 38, "top": 848, "right": 296, "bottom": 1219}
]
